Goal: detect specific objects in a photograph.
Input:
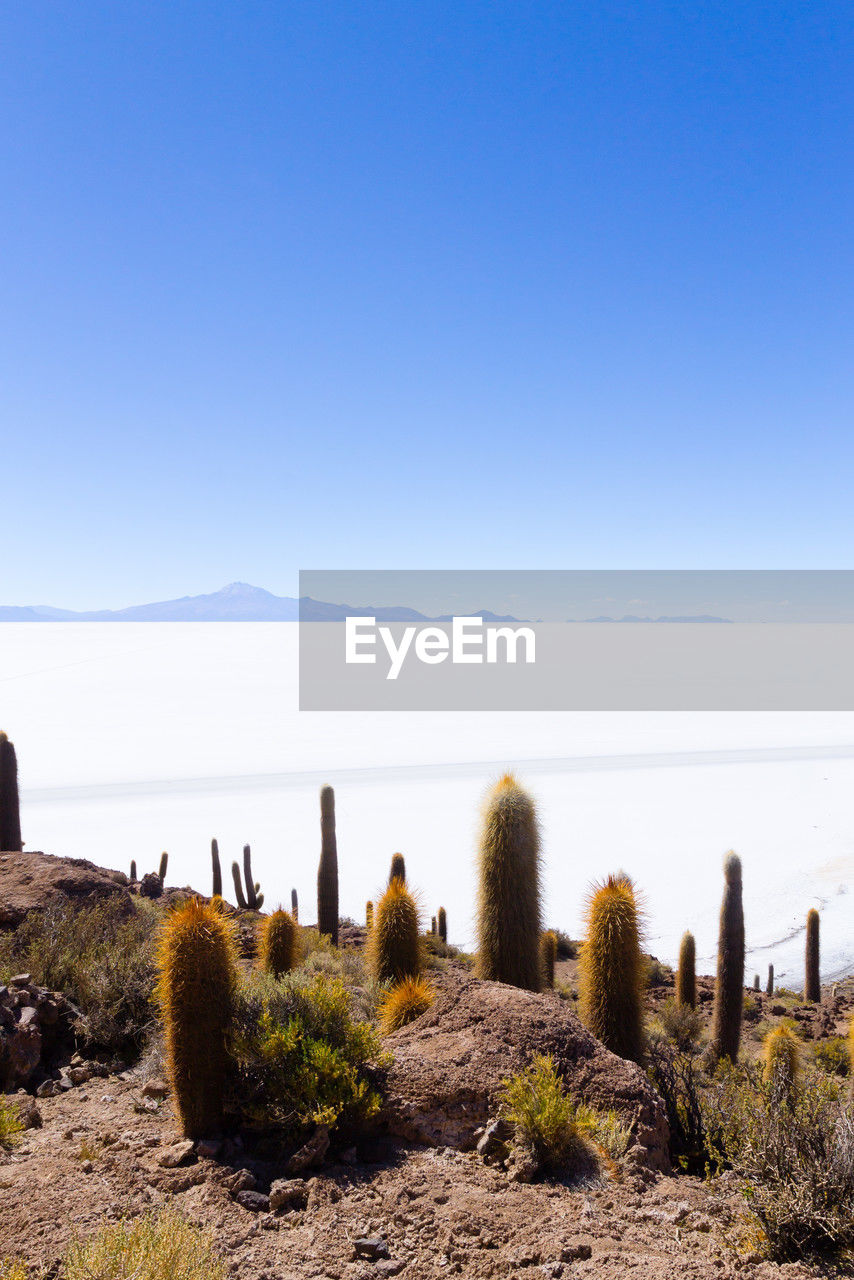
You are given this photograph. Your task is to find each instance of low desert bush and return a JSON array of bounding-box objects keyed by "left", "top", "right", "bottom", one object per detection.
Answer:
[
  {"left": 379, "top": 976, "right": 434, "bottom": 1033},
  {"left": 645, "top": 957, "right": 671, "bottom": 988},
  {"left": 646, "top": 1034, "right": 711, "bottom": 1174},
  {"left": 498, "top": 1053, "right": 619, "bottom": 1174},
  {"left": 656, "top": 997, "right": 703, "bottom": 1051},
  {"left": 703, "top": 1061, "right": 854, "bottom": 1260},
  {"left": 0, "top": 1262, "right": 27, "bottom": 1280},
  {"left": 813, "top": 1036, "right": 850, "bottom": 1077},
  {"left": 231, "top": 970, "right": 385, "bottom": 1135},
  {"left": 0, "top": 898, "right": 157, "bottom": 1056},
  {"left": 0, "top": 1096, "right": 23, "bottom": 1150},
  {"left": 64, "top": 1210, "right": 227, "bottom": 1280},
  {"left": 551, "top": 930, "right": 577, "bottom": 960}
]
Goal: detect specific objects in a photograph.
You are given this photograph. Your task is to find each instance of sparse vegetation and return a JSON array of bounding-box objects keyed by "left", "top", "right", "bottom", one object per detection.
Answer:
[
  {"left": 64, "top": 1210, "right": 228, "bottom": 1280},
  {"left": 813, "top": 1035, "right": 849, "bottom": 1077},
  {"left": 499, "top": 1054, "right": 589, "bottom": 1173},
  {"left": 657, "top": 996, "right": 703, "bottom": 1050},
  {"left": 0, "top": 1095, "right": 23, "bottom": 1150}
]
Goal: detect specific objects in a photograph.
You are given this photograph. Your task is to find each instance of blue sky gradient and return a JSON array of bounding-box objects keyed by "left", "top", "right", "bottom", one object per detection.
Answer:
[{"left": 2, "top": 3, "right": 852, "bottom": 608}]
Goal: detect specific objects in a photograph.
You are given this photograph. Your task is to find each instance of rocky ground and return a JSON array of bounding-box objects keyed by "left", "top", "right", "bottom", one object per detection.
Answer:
[{"left": 1, "top": 852, "right": 852, "bottom": 1279}]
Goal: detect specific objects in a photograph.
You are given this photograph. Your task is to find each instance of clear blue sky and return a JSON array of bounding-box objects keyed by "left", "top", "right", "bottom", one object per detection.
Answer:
[{"left": 2, "top": 3, "right": 852, "bottom": 609}]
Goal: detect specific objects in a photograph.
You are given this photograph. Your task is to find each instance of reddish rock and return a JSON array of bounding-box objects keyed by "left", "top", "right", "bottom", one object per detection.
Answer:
[{"left": 0, "top": 850, "right": 129, "bottom": 928}]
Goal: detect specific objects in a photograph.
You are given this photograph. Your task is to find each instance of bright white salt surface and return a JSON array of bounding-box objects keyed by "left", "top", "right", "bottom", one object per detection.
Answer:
[{"left": 1, "top": 623, "right": 852, "bottom": 987}]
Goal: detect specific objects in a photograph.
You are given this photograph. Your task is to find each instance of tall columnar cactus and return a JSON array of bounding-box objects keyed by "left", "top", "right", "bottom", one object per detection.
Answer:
[
  {"left": 578, "top": 874, "right": 645, "bottom": 1062},
  {"left": 231, "top": 861, "right": 247, "bottom": 909},
  {"left": 753, "top": 973, "right": 760, "bottom": 991},
  {"left": 259, "top": 908, "right": 298, "bottom": 979},
  {"left": 804, "top": 908, "right": 820, "bottom": 1003},
  {"left": 243, "top": 845, "right": 258, "bottom": 910},
  {"left": 475, "top": 774, "right": 542, "bottom": 991},
  {"left": 317, "top": 785, "right": 339, "bottom": 945},
  {"left": 430, "top": 916, "right": 437, "bottom": 935},
  {"left": 366, "top": 900, "right": 374, "bottom": 930},
  {"left": 676, "top": 931, "right": 696, "bottom": 1009},
  {"left": 709, "top": 852, "right": 745, "bottom": 1067},
  {"left": 389, "top": 852, "right": 406, "bottom": 884},
  {"left": 129, "top": 860, "right": 137, "bottom": 883},
  {"left": 367, "top": 878, "right": 422, "bottom": 984},
  {"left": 291, "top": 888, "right": 299, "bottom": 922},
  {"left": 541, "top": 930, "right": 557, "bottom": 990},
  {"left": 155, "top": 897, "right": 238, "bottom": 1138},
  {"left": 211, "top": 839, "right": 222, "bottom": 899},
  {"left": 437, "top": 906, "right": 447, "bottom": 943},
  {"left": 0, "top": 732, "right": 22, "bottom": 853},
  {"left": 763, "top": 1024, "right": 800, "bottom": 1097},
  {"left": 158, "top": 852, "right": 169, "bottom": 884},
  {"left": 767, "top": 964, "right": 774, "bottom": 996}
]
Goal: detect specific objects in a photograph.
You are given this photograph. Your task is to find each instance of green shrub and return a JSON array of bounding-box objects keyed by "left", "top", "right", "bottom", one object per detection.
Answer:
[
  {"left": 499, "top": 1054, "right": 592, "bottom": 1173},
  {"left": 231, "top": 970, "right": 385, "bottom": 1135},
  {"left": 657, "top": 996, "right": 703, "bottom": 1051},
  {"left": 64, "top": 1211, "right": 227, "bottom": 1280},
  {"left": 813, "top": 1036, "right": 850, "bottom": 1077},
  {"left": 0, "top": 1096, "right": 23, "bottom": 1150},
  {"left": 0, "top": 1262, "right": 27, "bottom": 1280},
  {"left": 551, "top": 930, "right": 577, "bottom": 960},
  {"left": 0, "top": 898, "right": 157, "bottom": 1056},
  {"left": 702, "top": 1061, "right": 854, "bottom": 1260},
  {"left": 646, "top": 1035, "right": 710, "bottom": 1174}
]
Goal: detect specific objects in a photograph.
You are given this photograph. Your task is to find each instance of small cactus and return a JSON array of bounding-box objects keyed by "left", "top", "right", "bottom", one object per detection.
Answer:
[
  {"left": 231, "top": 861, "right": 247, "bottom": 910},
  {"left": 129, "top": 860, "right": 137, "bottom": 883},
  {"left": 767, "top": 963, "right": 774, "bottom": 996},
  {"left": 475, "top": 774, "right": 542, "bottom": 991},
  {"left": 317, "top": 785, "right": 339, "bottom": 946},
  {"left": 676, "top": 931, "right": 696, "bottom": 1009},
  {"left": 291, "top": 888, "right": 299, "bottom": 922},
  {"left": 379, "top": 976, "right": 434, "bottom": 1033},
  {"left": 753, "top": 973, "right": 760, "bottom": 991},
  {"left": 389, "top": 852, "right": 406, "bottom": 884},
  {"left": 158, "top": 852, "right": 168, "bottom": 884},
  {"left": 367, "top": 878, "right": 422, "bottom": 984},
  {"left": 243, "top": 845, "right": 258, "bottom": 910},
  {"left": 804, "top": 908, "right": 820, "bottom": 1002},
  {"left": 709, "top": 852, "right": 745, "bottom": 1068},
  {"left": 211, "top": 839, "right": 222, "bottom": 899},
  {"left": 578, "top": 874, "right": 645, "bottom": 1062},
  {"left": 430, "top": 915, "right": 437, "bottom": 935},
  {"left": 763, "top": 1024, "right": 800, "bottom": 1097},
  {"left": 366, "top": 900, "right": 373, "bottom": 930},
  {"left": 540, "top": 930, "right": 557, "bottom": 989},
  {"left": 0, "top": 731, "right": 22, "bottom": 853},
  {"left": 259, "top": 908, "right": 298, "bottom": 979},
  {"left": 155, "top": 897, "right": 238, "bottom": 1137},
  {"left": 437, "top": 906, "right": 447, "bottom": 943}
]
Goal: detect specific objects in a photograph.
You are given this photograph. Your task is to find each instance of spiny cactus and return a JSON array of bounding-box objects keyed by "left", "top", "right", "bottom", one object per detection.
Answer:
[
  {"left": 753, "top": 973, "right": 760, "bottom": 991},
  {"left": 0, "top": 732, "right": 22, "bottom": 853},
  {"left": 578, "top": 873, "right": 645, "bottom": 1062},
  {"left": 231, "top": 861, "right": 247, "bottom": 910},
  {"left": 540, "top": 930, "right": 557, "bottom": 990},
  {"left": 243, "top": 845, "right": 258, "bottom": 910},
  {"left": 367, "top": 878, "right": 422, "bottom": 984},
  {"left": 763, "top": 1024, "right": 800, "bottom": 1097},
  {"left": 129, "top": 860, "right": 137, "bottom": 883},
  {"left": 767, "top": 963, "right": 774, "bottom": 996},
  {"left": 430, "top": 916, "right": 437, "bottom": 935},
  {"left": 676, "top": 931, "right": 696, "bottom": 1009},
  {"left": 437, "top": 906, "right": 447, "bottom": 943},
  {"left": 291, "top": 888, "right": 299, "bottom": 922},
  {"left": 157, "top": 851, "right": 168, "bottom": 884},
  {"left": 709, "top": 851, "right": 745, "bottom": 1068},
  {"left": 475, "top": 773, "right": 542, "bottom": 991},
  {"left": 805, "top": 908, "right": 820, "bottom": 1003},
  {"left": 317, "top": 785, "right": 339, "bottom": 945},
  {"left": 389, "top": 851, "right": 406, "bottom": 884},
  {"left": 366, "top": 900, "right": 373, "bottom": 930},
  {"left": 259, "top": 908, "right": 298, "bottom": 979},
  {"left": 155, "top": 897, "right": 238, "bottom": 1137},
  {"left": 211, "top": 839, "right": 222, "bottom": 899},
  {"left": 379, "top": 975, "right": 434, "bottom": 1033}
]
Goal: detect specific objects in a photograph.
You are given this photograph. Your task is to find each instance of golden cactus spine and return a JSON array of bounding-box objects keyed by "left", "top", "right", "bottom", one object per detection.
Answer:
[
  {"left": 155, "top": 897, "right": 238, "bottom": 1138},
  {"left": 367, "top": 878, "right": 422, "bottom": 984},
  {"left": 475, "top": 774, "right": 542, "bottom": 991},
  {"left": 317, "top": 785, "right": 339, "bottom": 945},
  {"left": 676, "top": 931, "right": 696, "bottom": 1009},
  {"left": 541, "top": 930, "right": 557, "bottom": 989},
  {"left": 259, "top": 908, "right": 298, "bottom": 978},
  {"left": 804, "top": 908, "right": 820, "bottom": 1002},
  {"left": 710, "top": 852, "right": 745, "bottom": 1067},
  {"left": 0, "top": 731, "right": 22, "bottom": 853},
  {"left": 366, "top": 900, "right": 373, "bottom": 930},
  {"left": 763, "top": 1024, "right": 800, "bottom": 1097},
  {"left": 578, "top": 874, "right": 645, "bottom": 1062}
]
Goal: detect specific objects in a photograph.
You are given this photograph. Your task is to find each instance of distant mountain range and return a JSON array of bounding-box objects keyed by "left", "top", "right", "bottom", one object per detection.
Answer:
[{"left": 0, "top": 582, "right": 526, "bottom": 623}]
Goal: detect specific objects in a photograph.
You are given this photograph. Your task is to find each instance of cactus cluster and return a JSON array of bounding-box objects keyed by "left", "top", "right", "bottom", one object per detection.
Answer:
[
  {"left": 578, "top": 874, "right": 645, "bottom": 1062},
  {"left": 475, "top": 774, "right": 542, "bottom": 991},
  {"left": 155, "top": 897, "right": 238, "bottom": 1137},
  {"left": 231, "top": 845, "right": 264, "bottom": 911}
]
